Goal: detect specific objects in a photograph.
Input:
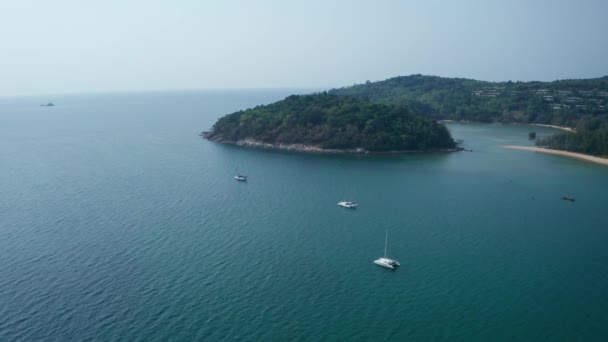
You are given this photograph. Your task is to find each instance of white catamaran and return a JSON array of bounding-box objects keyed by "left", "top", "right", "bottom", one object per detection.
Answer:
[
  {"left": 234, "top": 169, "right": 248, "bottom": 182},
  {"left": 374, "top": 230, "right": 400, "bottom": 269},
  {"left": 338, "top": 200, "right": 358, "bottom": 208}
]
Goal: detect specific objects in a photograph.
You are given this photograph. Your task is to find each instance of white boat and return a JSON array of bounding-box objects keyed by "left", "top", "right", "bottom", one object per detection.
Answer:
[
  {"left": 374, "top": 230, "right": 400, "bottom": 269},
  {"left": 338, "top": 200, "right": 358, "bottom": 208},
  {"left": 234, "top": 173, "right": 248, "bottom": 181}
]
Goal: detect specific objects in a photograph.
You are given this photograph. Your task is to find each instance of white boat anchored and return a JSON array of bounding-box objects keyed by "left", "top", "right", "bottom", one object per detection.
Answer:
[
  {"left": 234, "top": 173, "right": 248, "bottom": 182},
  {"left": 374, "top": 230, "right": 400, "bottom": 269},
  {"left": 338, "top": 200, "right": 358, "bottom": 208}
]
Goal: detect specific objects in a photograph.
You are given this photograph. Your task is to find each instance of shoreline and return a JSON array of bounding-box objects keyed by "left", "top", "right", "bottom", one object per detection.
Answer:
[
  {"left": 503, "top": 145, "right": 608, "bottom": 166},
  {"left": 521, "top": 123, "right": 574, "bottom": 132},
  {"left": 439, "top": 119, "right": 474, "bottom": 124},
  {"left": 203, "top": 135, "right": 462, "bottom": 155},
  {"left": 440, "top": 120, "right": 574, "bottom": 132}
]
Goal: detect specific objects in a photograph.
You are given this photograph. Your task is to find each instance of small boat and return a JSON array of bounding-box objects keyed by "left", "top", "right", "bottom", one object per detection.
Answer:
[
  {"left": 562, "top": 196, "right": 575, "bottom": 202},
  {"left": 374, "top": 230, "right": 400, "bottom": 269},
  {"left": 40, "top": 102, "right": 55, "bottom": 107},
  {"left": 234, "top": 173, "right": 248, "bottom": 182},
  {"left": 338, "top": 200, "right": 358, "bottom": 208}
]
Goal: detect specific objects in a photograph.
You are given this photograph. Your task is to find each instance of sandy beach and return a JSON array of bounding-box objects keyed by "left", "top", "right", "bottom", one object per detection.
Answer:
[
  {"left": 524, "top": 124, "right": 574, "bottom": 132},
  {"left": 440, "top": 120, "right": 574, "bottom": 132},
  {"left": 503, "top": 145, "right": 608, "bottom": 166}
]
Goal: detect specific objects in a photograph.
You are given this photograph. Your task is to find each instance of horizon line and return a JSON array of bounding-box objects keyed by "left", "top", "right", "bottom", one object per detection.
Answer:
[{"left": 2, "top": 74, "right": 607, "bottom": 98}]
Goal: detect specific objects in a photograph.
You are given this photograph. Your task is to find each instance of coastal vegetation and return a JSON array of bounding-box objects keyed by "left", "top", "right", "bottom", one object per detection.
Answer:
[
  {"left": 330, "top": 74, "right": 608, "bottom": 126},
  {"left": 330, "top": 74, "right": 608, "bottom": 156},
  {"left": 205, "top": 74, "right": 608, "bottom": 157},
  {"left": 536, "top": 118, "right": 608, "bottom": 156},
  {"left": 204, "top": 93, "right": 456, "bottom": 152}
]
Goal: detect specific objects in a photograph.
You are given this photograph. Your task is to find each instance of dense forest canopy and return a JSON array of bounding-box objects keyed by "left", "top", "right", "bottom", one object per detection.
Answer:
[
  {"left": 205, "top": 93, "right": 456, "bottom": 152},
  {"left": 330, "top": 74, "right": 608, "bottom": 126}
]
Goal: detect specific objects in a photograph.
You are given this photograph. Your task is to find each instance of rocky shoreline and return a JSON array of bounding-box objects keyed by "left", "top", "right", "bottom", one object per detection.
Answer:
[{"left": 201, "top": 133, "right": 463, "bottom": 155}]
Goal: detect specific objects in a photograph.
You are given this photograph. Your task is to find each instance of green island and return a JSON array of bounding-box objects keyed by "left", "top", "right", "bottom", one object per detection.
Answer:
[
  {"left": 330, "top": 74, "right": 608, "bottom": 157},
  {"left": 205, "top": 74, "right": 608, "bottom": 157},
  {"left": 203, "top": 92, "right": 457, "bottom": 153}
]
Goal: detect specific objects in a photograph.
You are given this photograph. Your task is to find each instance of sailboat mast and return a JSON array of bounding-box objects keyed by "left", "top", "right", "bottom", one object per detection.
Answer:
[{"left": 384, "top": 229, "right": 388, "bottom": 257}]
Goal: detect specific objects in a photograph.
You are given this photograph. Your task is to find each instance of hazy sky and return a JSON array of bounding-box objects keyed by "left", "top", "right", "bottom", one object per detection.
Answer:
[{"left": 1, "top": 0, "right": 607, "bottom": 96}]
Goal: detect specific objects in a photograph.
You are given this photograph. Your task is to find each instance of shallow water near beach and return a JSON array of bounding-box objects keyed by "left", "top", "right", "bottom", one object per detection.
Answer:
[{"left": 1, "top": 90, "right": 608, "bottom": 341}]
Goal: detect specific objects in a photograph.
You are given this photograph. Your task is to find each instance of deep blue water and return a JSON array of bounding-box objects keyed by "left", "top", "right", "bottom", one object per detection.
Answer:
[{"left": 1, "top": 90, "right": 608, "bottom": 341}]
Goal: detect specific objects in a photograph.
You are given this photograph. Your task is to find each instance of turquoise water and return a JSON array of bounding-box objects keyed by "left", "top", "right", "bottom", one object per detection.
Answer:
[{"left": 1, "top": 91, "right": 608, "bottom": 341}]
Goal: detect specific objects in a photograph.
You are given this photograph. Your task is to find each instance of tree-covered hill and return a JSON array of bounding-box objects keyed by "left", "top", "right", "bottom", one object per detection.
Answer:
[
  {"left": 330, "top": 74, "right": 608, "bottom": 126},
  {"left": 204, "top": 93, "right": 456, "bottom": 152}
]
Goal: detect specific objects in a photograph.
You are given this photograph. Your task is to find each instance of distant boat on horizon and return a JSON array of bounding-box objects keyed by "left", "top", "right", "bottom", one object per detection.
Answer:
[
  {"left": 374, "top": 229, "right": 400, "bottom": 269},
  {"left": 40, "top": 102, "right": 55, "bottom": 107}
]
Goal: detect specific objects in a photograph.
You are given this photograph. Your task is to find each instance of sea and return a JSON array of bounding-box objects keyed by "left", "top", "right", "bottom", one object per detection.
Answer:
[{"left": 1, "top": 90, "right": 607, "bottom": 341}]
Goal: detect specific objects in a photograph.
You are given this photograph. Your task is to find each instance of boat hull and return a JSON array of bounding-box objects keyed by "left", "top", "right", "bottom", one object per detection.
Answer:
[{"left": 374, "top": 258, "right": 400, "bottom": 269}]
